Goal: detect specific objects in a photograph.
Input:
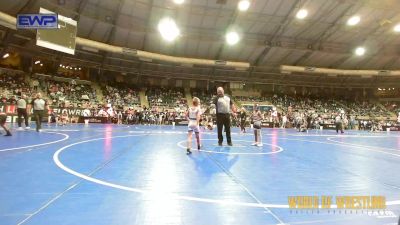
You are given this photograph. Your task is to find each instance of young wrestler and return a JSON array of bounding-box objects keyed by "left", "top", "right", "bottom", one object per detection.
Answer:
[
  {"left": 186, "top": 97, "right": 202, "bottom": 154},
  {"left": 251, "top": 104, "right": 263, "bottom": 147}
]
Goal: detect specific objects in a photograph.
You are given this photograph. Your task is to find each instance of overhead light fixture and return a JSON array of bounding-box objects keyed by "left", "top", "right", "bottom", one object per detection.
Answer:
[
  {"left": 40, "top": 63, "right": 43, "bottom": 66},
  {"left": 238, "top": 0, "right": 250, "bottom": 11},
  {"left": 394, "top": 23, "right": 400, "bottom": 33},
  {"left": 2, "top": 53, "right": 9, "bottom": 59},
  {"left": 347, "top": 16, "right": 360, "bottom": 26},
  {"left": 34, "top": 60, "right": 40, "bottom": 64},
  {"left": 296, "top": 9, "right": 308, "bottom": 19},
  {"left": 226, "top": 31, "right": 240, "bottom": 45},
  {"left": 78, "top": 67, "right": 81, "bottom": 70},
  {"left": 158, "top": 18, "right": 180, "bottom": 42},
  {"left": 173, "top": 0, "right": 184, "bottom": 4},
  {"left": 355, "top": 46, "right": 366, "bottom": 56}
]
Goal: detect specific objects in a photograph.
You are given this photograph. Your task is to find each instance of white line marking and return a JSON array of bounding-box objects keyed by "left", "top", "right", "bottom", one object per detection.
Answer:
[
  {"left": 206, "top": 151, "right": 285, "bottom": 224},
  {"left": 177, "top": 139, "right": 284, "bottom": 155},
  {"left": 327, "top": 137, "right": 400, "bottom": 151},
  {"left": 277, "top": 136, "right": 400, "bottom": 159},
  {"left": 326, "top": 137, "right": 400, "bottom": 158},
  {"left": 17, "top": 181, "right": 80, "bottom": 225},
  {"left": 40, "top": 129, "right": 79, "bottom": 132},
  {"left": 0, "top": 132, "right": 69, "bottom": 152},
  {"left": 53, "top": 135, "right": 400, "bottom": 209}
]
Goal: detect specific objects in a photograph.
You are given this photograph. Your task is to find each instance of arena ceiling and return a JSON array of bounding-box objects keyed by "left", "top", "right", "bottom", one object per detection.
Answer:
[{"left": 1, "top": 0, "right": 400, "bottom": 87}]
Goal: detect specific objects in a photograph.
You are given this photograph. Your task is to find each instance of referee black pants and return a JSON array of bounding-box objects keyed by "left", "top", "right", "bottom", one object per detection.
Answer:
[
  {"left": 216, "top": 113, "right": 231, "bottom": 144},
  {"left": 17, "top": 108, "right": 29, "bottom": 127},
  {"left": 34, "top": 110, "right": 45, "bottom": 131},
  {"left": 336, "top": 122, "right": 343, "bottom": 133}
]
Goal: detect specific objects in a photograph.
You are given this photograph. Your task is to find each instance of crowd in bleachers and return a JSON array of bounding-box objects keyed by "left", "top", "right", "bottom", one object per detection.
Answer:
[
  {"left": 1, "top": 70, "right": 400, "bottom": 131},
  {"left": 0, "top": 73, "right": 32, "bottom": 101},
  {"left": 46, "top": 79, "right": 97, "bottom": 107},
  {"left": 103, "top": 84, "right": 140, "bottom": 108},
  {"left": 248, "top": 94, "right": 397, "bottom": 131},
  {"left": 121, "top": 108, "right": 181, "bottom": 125},
  {"left": 146, "top": 87, "right": 187, "bottom": 108},
  {"left": 191, "top": 89, "right": 214, "bottom": 111},
  {"left": 235, "top": 96, "right": 269, "bottom": 102},
  {"left": 268, "top": 94, "right": 394, "bottom": 118},
  {"left": 383, "top": 101, "right": 399, "bottom": 113}
]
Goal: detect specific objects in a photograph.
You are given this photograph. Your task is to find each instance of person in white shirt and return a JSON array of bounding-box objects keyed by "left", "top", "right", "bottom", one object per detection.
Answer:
[
  {"left": 98, "top": 108, "right": 107, "bottom": 117},
  {"left": 83, "top": 108, "right": 91, "bottom": 125},
  {"left": 186, "top": 97, "right": 202, "bottom": 154},
  {"left": 397, "top": 112, "right": 400, "bottom": 124},
  {"left": 271, "top": 107, "right": 278, "bottom": 127},
  {"left": 158, "top": 113, "right": 163, "bottom": 125},
  {"left": 107, "top": 107, "right": 115, "bottom": 118},
  {"left": 281, "top": 114, "right": 287, "bottom": 128},
  {"left": 117, "top": 111, "right": 123, "bottom": 124}
]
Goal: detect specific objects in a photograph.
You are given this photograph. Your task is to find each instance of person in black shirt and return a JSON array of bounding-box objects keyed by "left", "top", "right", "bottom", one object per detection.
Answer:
[
  {"left": 211, "top": 87, "right": 236, "bottom": 146},
  {"left": 8, "top": 96, "right": 17, "bottom": 105},
  {"left": 17, "top": 94, "right": 30, "bottom": 130},
  {"left": 1, "top": 95, "right": 7, "bottom": 104},
  {"left": 239, "top": 107, "right": 247, "bottom": 133}
]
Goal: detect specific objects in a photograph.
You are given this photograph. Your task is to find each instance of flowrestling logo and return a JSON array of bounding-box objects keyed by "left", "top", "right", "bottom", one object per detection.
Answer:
[{"left": 17, "top": 14, "right": 58, "bottom": 29}]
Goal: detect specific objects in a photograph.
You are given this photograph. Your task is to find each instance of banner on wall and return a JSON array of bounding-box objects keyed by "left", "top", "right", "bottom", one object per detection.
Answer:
[{"left": 0, "top": 104, "right": 86, "bottom": 117}]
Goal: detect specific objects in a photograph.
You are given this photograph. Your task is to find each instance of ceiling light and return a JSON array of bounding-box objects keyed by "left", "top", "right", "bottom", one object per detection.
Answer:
[
  {"left": 34, "top": 60, "right": 40, "bottom": 64},
  {"left": 40, "top": 63, "right": 43, "bottom": 66},
  {"left": 2, "top": 53, "right": 9, "bottom": 59},
  {"left": 78, "top": 67, "right": 81, "bottom": 70},
  {"left": 158, "top": 18, "right": 180, "bottom": 42},
  {"left": 394, "top": 23, "right": 400, "bottom": 33},
  {"left": 173, "top": 0, "right": 184, "bottom": 4},
  {"left": 347, "top": 16, "right": 360, "bottom": 26},
  {"left": 296, "top": 9, "right": 308, "bottom": 19},
  {"left": 355, "top": 46, "right": 366, "bottom": 56},
  {"left": 238, "top": 0, "right": 250, "bottom": 12},
  {"left": 226, "top": 31, "right": 240, "bottom": 45}
]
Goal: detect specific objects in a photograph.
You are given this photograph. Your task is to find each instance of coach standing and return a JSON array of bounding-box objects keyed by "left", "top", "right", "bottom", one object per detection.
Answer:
[
  {"left": 32, "top": 93, "right": 47, "bottom": 132},
  {"left": 17, "top": 94, "right": 30, "bottom": 130},
  {"left": 212, "top": 87, "right": 236, "bottom": 146}
]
